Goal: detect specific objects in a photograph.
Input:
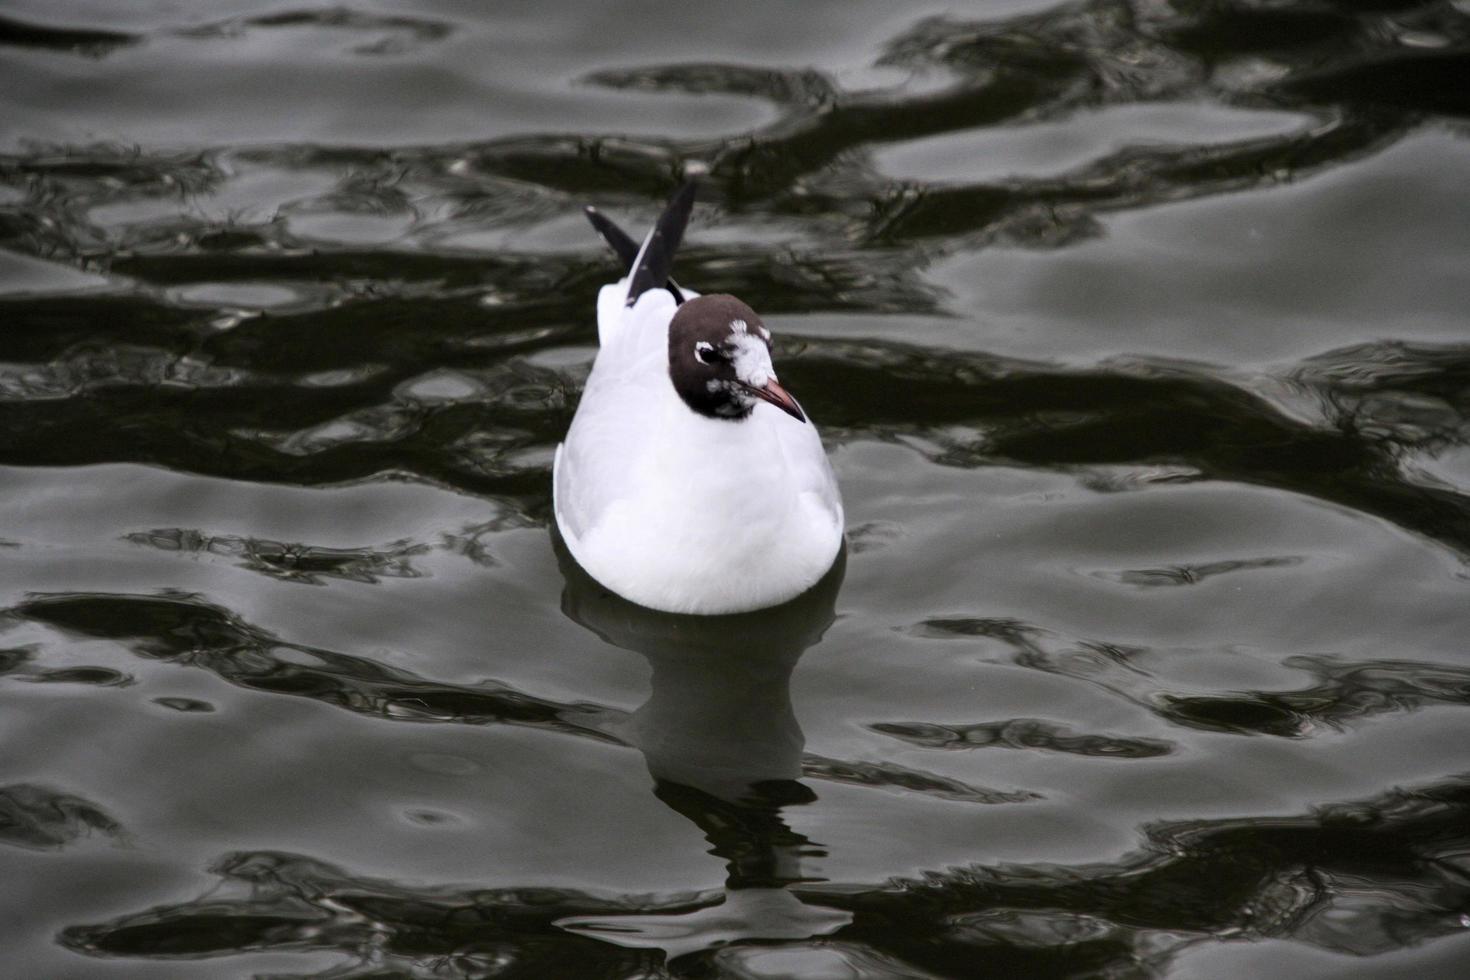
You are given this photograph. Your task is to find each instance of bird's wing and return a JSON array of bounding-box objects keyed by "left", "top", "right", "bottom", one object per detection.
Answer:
[
  {"left": 623, "top": 181, "right": 695, "bottom": 308},
  {"left": 555, "top": 184, "right": 702, "bottom": 544},
  {"left": 555, "top": 287, "right": 680, "bottom": 544},
  {"left": 585, "top": 206, "right": 686, "bottom": 304}
]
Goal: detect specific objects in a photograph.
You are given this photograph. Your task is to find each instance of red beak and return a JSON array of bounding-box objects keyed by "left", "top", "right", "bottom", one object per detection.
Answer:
[{"left": 749, "top": 378, "right": 807, "bottom": 423}]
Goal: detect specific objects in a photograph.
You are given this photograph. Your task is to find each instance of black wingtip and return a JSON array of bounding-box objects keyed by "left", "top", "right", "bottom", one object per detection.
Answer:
[
  {"left": 625, "top": 181, "right": 697, "bottom": 308},
  {"left": 585, "top": 206, "right": 640, "bottom": 269}
]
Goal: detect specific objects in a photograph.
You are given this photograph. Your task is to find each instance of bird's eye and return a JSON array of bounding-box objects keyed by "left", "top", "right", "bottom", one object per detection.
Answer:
[{"left": 695, "top": 342, "right": 717, "bottom": 365}]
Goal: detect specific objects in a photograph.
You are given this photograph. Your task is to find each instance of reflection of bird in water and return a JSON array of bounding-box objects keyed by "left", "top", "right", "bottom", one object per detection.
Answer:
[{"left": 552, "top": 539, "right": 852, "bottom": 958}]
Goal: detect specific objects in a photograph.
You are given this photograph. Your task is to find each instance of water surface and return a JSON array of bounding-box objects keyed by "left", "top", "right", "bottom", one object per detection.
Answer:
[{"left": 4, "top": 0, "right": 1470, "bottom": 976}]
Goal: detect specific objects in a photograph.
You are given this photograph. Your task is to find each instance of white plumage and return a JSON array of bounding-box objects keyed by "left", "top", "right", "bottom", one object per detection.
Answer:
[{"left": 553, "top": 248, "right": 843, "bottom": 614}]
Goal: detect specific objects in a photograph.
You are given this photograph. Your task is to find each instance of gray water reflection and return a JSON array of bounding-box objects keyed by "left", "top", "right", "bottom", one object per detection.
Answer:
[
  {"left": 6, "top": 0, "right": 1470, "bottom": 974},
  {"left": 0, "top": 783, "right": 125, "bottom": 851},
  {"left": 55, "top": 758, "right": 1470, "bottom": 975},
  {"left": 553, "top": 547, "right": 854, "bottom": 956}
]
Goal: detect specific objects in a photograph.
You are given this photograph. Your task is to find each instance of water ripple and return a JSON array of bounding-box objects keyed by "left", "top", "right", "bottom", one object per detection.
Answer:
[
  {"left": 0, "top": 15, "right": 139, "bottom": 57},
  {"left": 123, "top": 527, "right": 430, "bottom": 585},
  {"left": 870, "top": 718, "right": 1173, "bottom": 758},
  {"left": 12, "top": 591, "right": 625, "bottom": 742},
  {"left": 6, "top": 0, "right": 1470, "bottom": 972},
  {"left": 57, "top": 775, "right": 1470, "bottom": 972},
  {"left": 909, "top": 616, "right": 1470, "bottom": 738},
  {"left": 10, "top": 590, "right": 1019, "bottom": 809},
  {"left": 0, "top": 784, "right": 124, "bottom": 850}
]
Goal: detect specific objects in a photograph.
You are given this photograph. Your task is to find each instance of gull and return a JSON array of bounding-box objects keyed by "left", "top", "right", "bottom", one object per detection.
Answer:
[{"left": 553, "top": 183, "right": 843, "bottom": 614}]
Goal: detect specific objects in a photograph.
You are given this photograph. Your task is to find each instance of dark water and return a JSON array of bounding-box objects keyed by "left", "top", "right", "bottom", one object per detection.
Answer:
[{"left": 4, "top": 0, "right": 1470, "bottom": 976}]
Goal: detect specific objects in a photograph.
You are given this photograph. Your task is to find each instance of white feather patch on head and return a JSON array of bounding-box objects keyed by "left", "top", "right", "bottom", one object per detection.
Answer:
[
  {"left": 729, "top": 333, "right": 774, "bottom": 388},
  {"left": 730, "top": 318, "right": 748, "bottom": 333}
]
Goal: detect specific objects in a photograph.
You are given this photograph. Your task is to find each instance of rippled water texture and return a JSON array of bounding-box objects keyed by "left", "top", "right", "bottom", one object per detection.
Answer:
[{"left": 4, "top": 0, "right": 1470, "bottom": 976}]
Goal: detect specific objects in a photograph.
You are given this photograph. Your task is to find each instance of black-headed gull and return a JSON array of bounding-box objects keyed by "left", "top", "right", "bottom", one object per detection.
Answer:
[{"left": 553, "top": 184, "right": 844, "bottom": 614}]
